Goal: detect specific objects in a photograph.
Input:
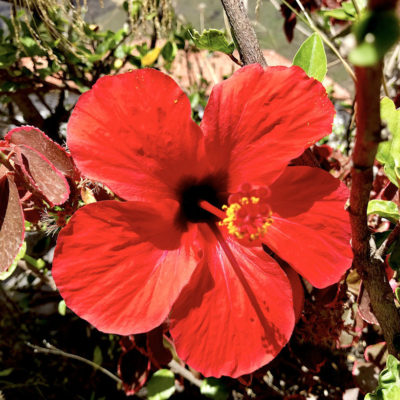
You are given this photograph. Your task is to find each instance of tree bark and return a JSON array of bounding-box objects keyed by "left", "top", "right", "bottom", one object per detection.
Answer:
[
  {"left": 349, "top": 1, "right": 400, "bottom": 355},
  {"left": 220, "top": 0, "right": 267, "bottom": 66},
  {"left": 9, "top": 93, "right": 45, "bottom": 130}
]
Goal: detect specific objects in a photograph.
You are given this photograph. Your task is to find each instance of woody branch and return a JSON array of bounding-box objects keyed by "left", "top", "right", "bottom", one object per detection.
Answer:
[
  {"left": 349, "top": 0, "right": 400, "bottom": 355},
  {"left": 220, "top": 0, "right": 267, "bottom": 66}
]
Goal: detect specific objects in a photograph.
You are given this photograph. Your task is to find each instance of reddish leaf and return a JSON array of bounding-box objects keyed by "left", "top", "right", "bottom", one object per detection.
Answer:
[
  {"left": 238, "top": 374, "right": 253, "bottom": 386},
  {"left": 313, "top": 284, "right": 339, "bottom": 306},
  {"left": 119, "top": 335, "right": 136, "bottom": 352},
  {"left": 13, "top": 145, "right": 70, "bottom": 206},
  {"left": 357, "top": 283, "right": 379, "bottom": 325},
  {"left": 5, "top": 126, "right": 76, "bottom": 178},
  {"left": 0, "top": 168, "right": 24, "bottom": 272},
  {"left": 364, "top": 342, "right": 387, "bottom": 367},
  {"left": 118, "top": 342, "right": 151, "bottom": 396},
  {"left": 146, "top": 326, "right": 172, "bottom": 368}
]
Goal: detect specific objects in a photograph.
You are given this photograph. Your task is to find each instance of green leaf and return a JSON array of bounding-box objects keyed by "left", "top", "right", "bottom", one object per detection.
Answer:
[
  {"left": 147, "top": 369, "right": 176, "bottom": 400},
  {"left": 200, "top": 378, "right": 229, "bottom": 400},
  {"left": 130, "top": 0, "right": 142, "bottom": 17},
  {"left": 389, "top": 242, "right": 400, "bottom": 271},
  {"left": 323, "top": 8, "right": 355, "bottom": 21},
  {"left": 395, "top": 287, "right": 400, "bottom": 303},
  {"left": 0, "top": 368, "right": 13, "bottom": 377},
  {"left": 87, "top": 53, "right": 104, "bottom": 63},
  {"left": 0, "top": 43, "right": 16, "bottom": 57},
  {"left": 114, "top": 45, "right": 126, "bottom": 59},
  {"left": 58, "top": 300, "right": 67, "bottom": 316},
  {"left": 365, "top": 355, "right": 400, "bottom": 399},
  {"left": 93, "top": 346, "right": 103, "bottom": 366},
  {"left": 322, "top": 1, "right": 357, "bottom": 21},
  {"left": 350, "top": 10, "right": 400, "bottom": 67},
  {"left": 292, "top": 33, "right": 327, "bottom": 82},
  {"left": 161, "top": 41, "right": 178, "bottom": 63},
  {"left": 0, "top": 43, "right": 17, "bottom": 68},
  {"left": 377, "top": 97, "right": 400, "bottom": 186},
  {"left": 23, "top": 254, "right": 45, "bottom": 269},
  {"left": 20, "top": 36, "right": 44, "bottom": 57},
  {"left": 342, "top": 1, "right": 357, "bottom": 15},
  {"left": 367, "top": 200, "right": 400, "bottom": 223},
  {"left": 191, "top": 29, "right": 235, "bottom": 54}
]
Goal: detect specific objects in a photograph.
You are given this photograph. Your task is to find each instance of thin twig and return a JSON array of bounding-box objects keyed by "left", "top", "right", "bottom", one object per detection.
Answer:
[
  {"left": 220, "top": 0, "right": 267, "bottom": 66},
  {"left": 27, "top": 341, "right": 122, "bottom": 384},
  {"left": 17, "top": 260, "right": 57, "bottom": 291},
  {"left": 0, "top": 151, "right": 14, "bottom": 171},
  {"left": 351, "top": 0, "right": 361, "bottom": 14},
  {"left": 168, "top": 359, "right": 203, "bottom": 387},
  {"left": 382, "top": 71, "right": 390, "bottom": 97}
]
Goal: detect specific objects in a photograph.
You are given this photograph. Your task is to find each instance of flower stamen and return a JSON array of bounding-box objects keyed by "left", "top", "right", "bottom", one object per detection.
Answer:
[{"left": 220, "top": 184, "right": 273, "bottom": 241}]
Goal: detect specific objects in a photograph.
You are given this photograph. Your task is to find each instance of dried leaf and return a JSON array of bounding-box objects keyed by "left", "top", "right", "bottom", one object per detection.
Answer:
[
  {"left": 118, "top": 345, "right": 151, "bottom": 396},
  {"left": 147, "top": 326, "right": 172, "bottom": 368}
]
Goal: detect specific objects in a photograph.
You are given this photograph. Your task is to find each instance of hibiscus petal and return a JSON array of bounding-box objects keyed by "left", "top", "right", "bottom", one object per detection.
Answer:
[
  {"left": 67, "top": 69, "right": 204, "bottom": 201},
  {"left": 282, "top": 265, "right": 304, "bottom": 323},
  {"left": 53, "top": 200, "right": 201, "bottom": 335},
  {"left": 169, "top": 228, "right": 294, "bottom": 378},
  {"left": 201, "top": 64, "right": 335, "bottom": 189},
  {"left": 263, "top": 166, "right": 352, "bottom": 288}
]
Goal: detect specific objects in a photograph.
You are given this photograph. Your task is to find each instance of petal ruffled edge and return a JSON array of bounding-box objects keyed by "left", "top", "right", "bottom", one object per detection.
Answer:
[
  {"left": 201, "top": 64, "right": 336, "bottom": 190},
  {"left": 170, "top": 226, "right": 295, "bottom": 377},
  {"left": 263, "top": 166, "right": 352, "bottom": 288},
  {"left": 67, "top": 68, "right": 204, "bottom": 202},
  {"left": 53, "top": 200, "right": 202, "bottom": 335}
]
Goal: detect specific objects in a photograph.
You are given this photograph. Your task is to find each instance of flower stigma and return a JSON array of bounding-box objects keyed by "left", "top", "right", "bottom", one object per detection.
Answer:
[{"left": 220, "top": 184, "right": 273, "bottom": 241}]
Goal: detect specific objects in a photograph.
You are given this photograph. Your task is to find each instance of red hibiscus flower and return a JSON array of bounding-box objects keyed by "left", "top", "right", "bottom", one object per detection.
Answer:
[{"left": 52, "top": 64, "right": 352, "bottom": 378}]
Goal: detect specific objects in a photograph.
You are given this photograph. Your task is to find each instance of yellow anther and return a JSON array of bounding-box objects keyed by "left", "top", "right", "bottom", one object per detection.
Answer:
[{"left": 219, "top": 195, "right": 273, "bottom": 241}]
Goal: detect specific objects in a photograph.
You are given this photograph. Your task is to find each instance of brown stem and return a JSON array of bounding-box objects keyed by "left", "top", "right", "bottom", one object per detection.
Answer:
[
  {"left": 350, "top": 56, "right": 400, "bottom": 354},
  {"left": 27, "top": 341, "right": 121, "bottom": 383},
  {"left": 9, "top": 93, "right": 45, "bottom": 129},
  {"left": 220, "top": 0, "right": 267, "bottom": 66},
  {"left": 18, "top": 260, "right": 57, "bottom": 291},
  {"left": 228, "top": 53, "right": 243, "bottom": 66}
]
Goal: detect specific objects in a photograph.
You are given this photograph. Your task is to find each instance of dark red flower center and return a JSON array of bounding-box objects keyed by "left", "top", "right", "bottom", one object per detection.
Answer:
[
  {"left": 177, "top": 178, "right": 274, "bottom": 242},
  {"left": 177, "top": 177, "right": 226, "bottom": 224}
]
